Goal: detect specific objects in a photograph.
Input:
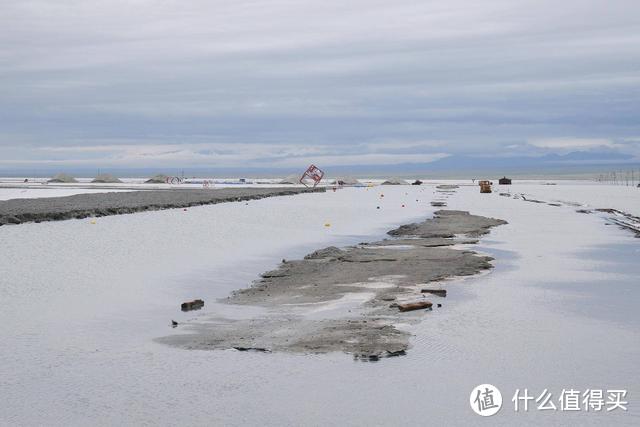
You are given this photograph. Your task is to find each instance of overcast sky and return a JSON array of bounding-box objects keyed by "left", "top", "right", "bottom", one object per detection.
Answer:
[{"left": 1, "top": 0, "right": 639, "bottom": 170}]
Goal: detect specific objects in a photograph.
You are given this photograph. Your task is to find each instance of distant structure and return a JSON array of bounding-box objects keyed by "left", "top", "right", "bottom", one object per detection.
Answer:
[
  {"left": 498, "top": 176, "right": 512, "bottom": 185},
  {"left": 479, "top": 180, "right": 492, "bottom": 193},
  {"left": 48, "top": 173, "right": 78, "bottom": 183},
  {"left": 92, "top": 174, "right": 122, "bottom": 183}
]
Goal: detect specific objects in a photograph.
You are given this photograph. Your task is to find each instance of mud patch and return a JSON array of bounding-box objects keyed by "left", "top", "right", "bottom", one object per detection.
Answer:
[
  {"left": 157, "top": 210, "right": 507, "bottom": 359},
  {"left": 0, "top": 187, "right": 324, "bottom": 226}
]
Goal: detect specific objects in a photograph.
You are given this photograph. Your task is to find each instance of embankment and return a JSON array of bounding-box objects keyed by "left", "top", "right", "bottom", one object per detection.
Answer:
[{"left": 0, "top": 187, "right": 325, "bottom": 226}]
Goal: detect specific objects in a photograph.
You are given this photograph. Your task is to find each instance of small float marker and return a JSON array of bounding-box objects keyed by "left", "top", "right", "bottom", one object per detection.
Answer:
[{"left": 324, "top": 223, "right": 331, "bottom": 227}]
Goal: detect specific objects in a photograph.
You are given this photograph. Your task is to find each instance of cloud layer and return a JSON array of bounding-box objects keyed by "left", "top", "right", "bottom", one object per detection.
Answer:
[{"left": 1, "top": 0, "right": 639, "bottom": 170}]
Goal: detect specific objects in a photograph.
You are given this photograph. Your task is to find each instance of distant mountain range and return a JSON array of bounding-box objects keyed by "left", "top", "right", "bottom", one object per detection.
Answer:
[
  {"left": 307, "top": 151, "right": 640, "bottom": 179},
  {"left": 1, "top": 151, "right": 638, "bottom": 179}
]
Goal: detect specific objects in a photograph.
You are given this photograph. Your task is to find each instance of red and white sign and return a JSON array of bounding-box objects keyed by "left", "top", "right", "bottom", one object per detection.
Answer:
[{"left": 300, "top": 164, "right": 324, "bottom": 187}]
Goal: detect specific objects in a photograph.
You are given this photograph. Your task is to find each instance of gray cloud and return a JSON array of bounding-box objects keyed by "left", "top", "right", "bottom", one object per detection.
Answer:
[{"left": 1, "top": 0, "right": 639, "bottom": 169}]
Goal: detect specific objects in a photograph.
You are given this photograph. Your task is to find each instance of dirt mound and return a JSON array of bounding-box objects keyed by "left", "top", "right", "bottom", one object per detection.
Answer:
[
  {"left": 279, "top": 175, "right": 301, "bottom": 184},
  {"left": 332, "top": 177, "right": 360, "bottom": 185},
  {"left": 48, "top": 173, "right": 78, "bottom": 183},
  {"left": 381, "top": 178, "right": 408, "bottom": 185},
  {"left": 92, "top": 174, "right": 122, "bottom": 183},
  {"left": 145, "top": 174, "right": 169, "bottom": 184}
]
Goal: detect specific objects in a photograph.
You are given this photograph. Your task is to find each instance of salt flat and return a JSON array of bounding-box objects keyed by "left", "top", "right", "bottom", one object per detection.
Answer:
[
  {"left": 0, "top": 182, "right": 638, "bottom": 426},
  {"left": 494, "top": 180, "right": 640, "bottom": 216}
]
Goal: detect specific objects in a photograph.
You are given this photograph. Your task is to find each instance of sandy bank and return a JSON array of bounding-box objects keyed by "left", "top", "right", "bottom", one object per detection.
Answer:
[
  {"left": 158, "top": 210, "right": 506, "bottom": 359},
  {"left": 0, "top": 187, "right": 324, "bottom": 226}
]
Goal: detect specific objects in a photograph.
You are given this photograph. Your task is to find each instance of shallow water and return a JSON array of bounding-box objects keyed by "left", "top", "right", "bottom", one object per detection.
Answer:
[{"left": 1, "top": 185, "right": 639, "bottom": 425}]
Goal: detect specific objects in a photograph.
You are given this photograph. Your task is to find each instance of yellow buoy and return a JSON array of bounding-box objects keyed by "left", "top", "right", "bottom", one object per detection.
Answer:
[
  {"left": 90, "top": 220, "right": 96, "bottom": 224},
  {"left": 324, "top": 223, "right": 331, "bottom": 227}
]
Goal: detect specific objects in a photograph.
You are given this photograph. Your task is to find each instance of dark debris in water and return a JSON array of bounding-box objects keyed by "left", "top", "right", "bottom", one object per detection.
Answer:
[{"left": 354, "top": 350, "right": 407, "bottom": 362}]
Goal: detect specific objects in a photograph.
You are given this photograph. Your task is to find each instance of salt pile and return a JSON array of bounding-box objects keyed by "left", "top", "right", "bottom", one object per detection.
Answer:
[
  {"left": 92, "top": 174, "right": 123, "bottom": 183},
  {"left": 48, "top": 173, "right": 78, "bottom": 183}
]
